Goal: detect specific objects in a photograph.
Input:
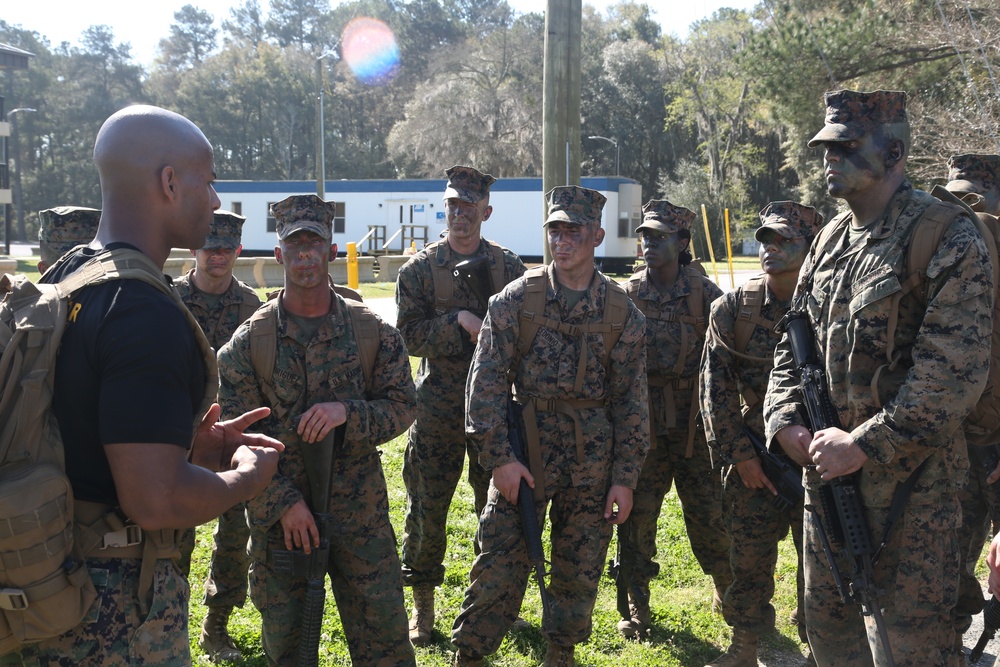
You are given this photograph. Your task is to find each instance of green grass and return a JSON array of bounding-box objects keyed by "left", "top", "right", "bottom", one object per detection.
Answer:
[{"left": 184, "top": 429, "right": 813, "bottom": 666}]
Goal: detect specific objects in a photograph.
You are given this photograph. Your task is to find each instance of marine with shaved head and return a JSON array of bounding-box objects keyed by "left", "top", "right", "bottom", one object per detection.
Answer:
[{"left": 3, "top": 105, "right": 283, "bottom": 666}]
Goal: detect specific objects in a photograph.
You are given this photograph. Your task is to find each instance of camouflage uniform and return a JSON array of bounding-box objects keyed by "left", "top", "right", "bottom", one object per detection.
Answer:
[
  {"left": 452, "top": 186, "right": 649, "bottom": 658},
  {"left": 396, "top": 171, "right": 525, "bottom": 590},
  {"left": 622, "top": 201, "right": 728, "bottom": 602},
  {"left": 218, "top": 194, "right": 417, "bottom": 667},
  {"left": 944, "top": 154, "right": 1000, "bottom": 638},
  {"left": 765, "top": 90, "right": 993, "bottom": 667},
  {"left": 175, "top": 212, "right": 262, "bottom": 618},
  {"left": 37, "top": 206, "right": 99, "bottom": 269},
  {"left": 700, "top": 202, "right": 823, "bottom": 649}
]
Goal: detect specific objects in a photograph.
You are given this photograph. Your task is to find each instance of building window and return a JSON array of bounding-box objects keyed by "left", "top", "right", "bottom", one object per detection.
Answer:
[
  {"left": 266, "top": 202, "right": 277, "bottom": 232},
  {"left": 231, "top": 201, "right": 242, "bottom": 215},
  {"left": 334, "top": 202, "right": 346, "bottom": 234}
]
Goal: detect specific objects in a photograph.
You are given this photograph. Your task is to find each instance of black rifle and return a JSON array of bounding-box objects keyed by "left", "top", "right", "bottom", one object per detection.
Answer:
[
  {"left": 742, "top": 424, "right": 804, "bottom": 511},
  {"left": 454, "top": 257, "right": 554, "bottom": 631},
  {"left": 607, "top": 520, "right": 647, "bottom": 637},
  {"left": 971, "top": 596, "right": 1000, "bottom": 663},
  {"left": 271, "top": 425, "right": 344, "bottom": 667},
  {"left": 782, "top": 311, "right": 896, "bottom": 667}
]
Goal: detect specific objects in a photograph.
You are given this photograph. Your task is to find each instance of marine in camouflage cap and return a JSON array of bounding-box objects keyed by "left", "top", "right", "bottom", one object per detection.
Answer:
[
  {"left": 37, "top": 205, "right": 100, "bottom": 271},
  {"left": 544, "top": 185, "right": 606, "bottom": 227},
  {"left": 754, "top": 201, "right": 824, "bottom": 242},
  {"left": 443, "top": 165, "right": 496, "bottom": 203},
  {"left": 203, "top": 210, "right": 246, "bottom": 250},
  {"left": 634, "top": 199, "right": 695, "bottom": 235},
  {"left": 946, "top": 154, "right": 1000, "bottom": 215},
  {"left": 808, "top": 89, "right": 908, "bottom": 147},
  {"left": 271, "top": 194, "right": 335, "bottom": 241}
]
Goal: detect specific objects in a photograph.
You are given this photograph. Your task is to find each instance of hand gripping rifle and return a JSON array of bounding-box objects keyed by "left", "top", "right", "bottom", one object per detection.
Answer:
[
  {"left": 454, "top": 257, "right": 554, "bottom": 631},
  {"left": 271, "top": 424, "right": 345, "bottom": 667},
  {"left": 971, "top": 595, "right": 1000, "bottom": 663},
  {"left": 782, "top": 311, "right": 896, "bottom": 667},
  {"left": 742, "top": 423, "right": 804, "bottom": 512}
]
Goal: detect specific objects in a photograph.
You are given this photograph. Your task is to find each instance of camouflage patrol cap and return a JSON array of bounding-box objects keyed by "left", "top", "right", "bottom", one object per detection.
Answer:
[
  {"left": 543, "top": 186, "right": 606, "bottom": 227},
  {"left": 946, "top": 154, "right": 1000, "bottom": 196},
  {"left": 443, "top": 165, "right": 496, "bottom": 203},
  {"left": 271, "top": 194, "right": 335, "bottom": 241},
  {"left": 203, "top": 210, "right": 246, "bottom": 250},
  {"left": 38, "top": 206, "right": 100, "bottom": 261},
  {"left": 634, "top": 199, "right": 695, "bottom": 235},
  {"left": 807, "top": 89, "right": 908, "bottom": 147},
  {"left": 754, "top": 201, "right": 824, "bottom": 241}
]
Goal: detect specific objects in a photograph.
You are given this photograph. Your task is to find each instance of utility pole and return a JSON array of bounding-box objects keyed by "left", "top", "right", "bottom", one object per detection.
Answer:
[{"left": 541, "top": 0, "right": 582, "bottom": 263}]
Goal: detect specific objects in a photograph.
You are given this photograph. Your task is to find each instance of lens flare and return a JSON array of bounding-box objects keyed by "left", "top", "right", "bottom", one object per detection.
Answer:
[{"left": 341, "top": 17, "right": 400, "bottom": 86}]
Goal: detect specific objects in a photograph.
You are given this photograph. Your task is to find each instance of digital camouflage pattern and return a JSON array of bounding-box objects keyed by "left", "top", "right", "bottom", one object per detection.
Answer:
[
  {"left": 37, "top": 206, "right": 99, "bottom": 265},
  {"left": 807, "top": 89, "right": 908, "bottom": 147},
  {"left": 396, "top": 239, "right": 525, "bottom": 588},
  {"left": 946, "top": 153, "right": 1000, "bottom": 196},
  {"left": 443, "top": 165, "right": 496, "bottom": 203},
  {"left": 634, "top": 199, "right": 695, "bottom": 235},
  {"left": 452, "top": 265, "right": 648, "bottom": 656},
  {"left": 217, "top": 289, "right": 416, "bottom": 666},
  {"left": 175, "top": 272, "right": 261, "bottom": 608},
  {"left": 754, "top": 201, "right": 824, "bottom": 241},
  {"left": 765, "top": 183, "right": 994, "bottom": 666},
  {"left": 700, "top": 280, "right": 806, "bottom": 638},
  {"left": 544, "top": 185, "right": 606, "bottom": 227},
  {"left": 271, "top": 194, "right": 335, "bottom": 241},
  {"left": 202, "top": 210, "right": 245, "bottom": 250},
  {"left": 0, "top": 558, "right": 189, "bottom": 666},
  {"left": 622, "top": 266, "right": 729, "bottom": 591}
]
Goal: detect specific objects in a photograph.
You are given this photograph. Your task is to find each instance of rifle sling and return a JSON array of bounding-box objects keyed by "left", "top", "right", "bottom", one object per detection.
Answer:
[
  {"left": 872, "top": 457, "right": 929, "bottom": 564},
  {"left": 515, "top": 394, "right": 606, "bottom": 502}
]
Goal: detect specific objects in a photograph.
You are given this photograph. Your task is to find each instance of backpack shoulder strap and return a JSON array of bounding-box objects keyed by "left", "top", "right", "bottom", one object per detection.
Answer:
[
  {"left": 424, "top": 241, "right": 454, "bottom": 316},
  {"left": 248, "top": 302, "right": 284, "bottom": 421},
  {"left": 734, "top": 274, "right": 769, "bottom": 356},
  {"left": 343, "top": 299, "right": 379, "bottom": 394},
  {"left": 684, "top": 264, "right": 707, "bottom": 336},
  {"left": 515, "top": 265, "right": 550, "bottom": 360},
  {"left": 236, "top": 281, "right": 261, "bottom": 325},
  {"left": 489, "top": 243, "right": 505, "bottom": 294},
  {"left": 601, "top": 278, "right": 629, "bottom": 367}
]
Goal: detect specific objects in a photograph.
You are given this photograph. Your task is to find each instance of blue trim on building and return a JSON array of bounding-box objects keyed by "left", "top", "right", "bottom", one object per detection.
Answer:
[{"left": 214, "top": 176, "right": 635, "bottom": 194}]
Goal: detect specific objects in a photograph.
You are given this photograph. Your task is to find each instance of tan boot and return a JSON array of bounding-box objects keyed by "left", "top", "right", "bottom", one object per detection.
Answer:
[
  {"left": 543, "top": 643, "right": 575, "bottom": 667},
  {"left": 199, "top": 606, "right": 242, "bottom": 663},
  {"left": 617, "top": 584, "right": 651, "bottom": 641},
  {"left": 704, "top": 628, "right": 758, "bottom": 667},
  {"left": 409, "top": 585, "right": 435, "bottom": 646},
  {"left": 452, "top": 651, "right": 483, "bottom": 666}
]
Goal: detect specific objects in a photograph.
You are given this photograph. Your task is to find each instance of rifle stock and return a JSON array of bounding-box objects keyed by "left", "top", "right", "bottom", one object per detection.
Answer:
[
  {"left": 453, "top": 256, "right": 493, "bottom": 318},
  {"left": 741, "top": 424, "right": 803, "bottom": 511},
  {"left": 782, "top": 311, "right": 896, "bottom": 667},
  {"left": 971, "top": 595, "right": 1000, "bottom": 663},
  {"left": 270, "top": 425, "right": 344, "bottom": 667}
]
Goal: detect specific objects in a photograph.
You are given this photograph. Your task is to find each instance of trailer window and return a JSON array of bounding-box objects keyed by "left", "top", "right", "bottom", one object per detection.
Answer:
[{"left": 266, "top": 202, "right": 277, "bottom": 232}]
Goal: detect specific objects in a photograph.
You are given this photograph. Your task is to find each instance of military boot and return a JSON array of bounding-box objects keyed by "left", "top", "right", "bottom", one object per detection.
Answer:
[
  {"left": 617, "top": 583, "right": 651, "bottom": 640},
  {"left": 199, "top": 606, "right": 242, "bottom": 663},
  {"left": 409, "top": 585, "right": 435, "bottom": 646},
  {"left": 452, "top": 651, "right": 483, "bottom": 666},
  {"left": 543, "top": 643, "right": 575, "bottom": 667},
  {"left": 704, "top": 628, "right": 758, "bottom": 667}
]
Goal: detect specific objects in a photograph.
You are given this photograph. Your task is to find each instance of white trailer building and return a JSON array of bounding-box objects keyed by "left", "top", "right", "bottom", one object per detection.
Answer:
[{"left": 214, "top": 176, "right": 643, "bottom": 272}]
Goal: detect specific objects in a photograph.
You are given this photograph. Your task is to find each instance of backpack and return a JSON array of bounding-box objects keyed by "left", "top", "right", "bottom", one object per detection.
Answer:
[
  {"left": 0, "top": 248, "right": 176, "bottom": 654},
  {"left": 814, "top": 187, "right": 1000, "bottom": 446},
  {"left": 248, "top": 295, "right": 380, "bottom": 422}
]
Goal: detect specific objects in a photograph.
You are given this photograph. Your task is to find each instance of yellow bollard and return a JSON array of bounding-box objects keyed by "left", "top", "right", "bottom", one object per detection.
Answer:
[
  {"left": 724, "top": 208, "right": 735, "bottom": 289},
  {"left": 347, "top": 242, "right": 359, "bottom": 289},
  {"left": 700, "top": 205, "right": 720, "bottom": 283}
]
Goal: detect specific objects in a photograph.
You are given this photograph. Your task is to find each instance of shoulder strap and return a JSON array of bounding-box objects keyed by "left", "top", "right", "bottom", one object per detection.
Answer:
[
  {"left": 248, "top": 303, "right": 284, "bottom": 421},
  {"left": 237, "top": 282, "right": 261, "bottom": 325},
  {"left": 601, "top": 280, "right": 629, "bottom": 368},
  {"left": 515, "top": 265, "right": 550, "bottom": 361},
  {"left": 684, "top": 264, "right": 707, "bottom": 336},
  {"left": 424, "top": 241, "right": 454, "bottom": 316},
  {"left": 734, "top": 275, "right": 773, "bottom": 358},
  {"left": 489, "top": 244, "right": 505, "bottom": 294},
  {"left": 344, "top": 299, "right": 379, "bottom": 394}
]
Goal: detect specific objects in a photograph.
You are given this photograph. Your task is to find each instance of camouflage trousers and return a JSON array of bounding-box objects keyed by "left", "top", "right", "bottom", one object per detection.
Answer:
[
  {"left": 401, "top": 418, "right": 489, "bottom": 588},
  {"left": 620, "top": 429, "right": 730, "bottom": 587},
  {"left": 249, "top": 453, "right": 414, "bottom": 667},
  {"left": 202, "top": 502, "right": 251, "bottom": 608},
  {"left": 721, "top": 462, "right": 805, "bottom": 636},
  {"left": 0, "top": 557, "right": 189, "bottom": 666},
  {"left": 954, "top": 444, "right": 1000, "bottom": 636},
  {"left": 452, "top": 476, "right": 614, "bottom": 656},
  {"left": 803, "top": 470, "right": 962, "bottom": 667}
]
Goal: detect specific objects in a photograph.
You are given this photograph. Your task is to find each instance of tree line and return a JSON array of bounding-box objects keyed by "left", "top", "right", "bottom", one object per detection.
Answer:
[{"left": 2, "top": 0, "right": 999, "bottom": 254}]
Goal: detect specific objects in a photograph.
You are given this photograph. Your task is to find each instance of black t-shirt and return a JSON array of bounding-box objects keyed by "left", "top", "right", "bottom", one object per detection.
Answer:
[{"left": 43, "top": 244, "right": 207, "bottom": 504}]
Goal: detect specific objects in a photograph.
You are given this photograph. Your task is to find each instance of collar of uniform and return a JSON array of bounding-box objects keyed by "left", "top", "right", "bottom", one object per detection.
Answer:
[
  {"left": 544, "top": 263, "right": 602, "bottom": 310},
  {"left": 638, "top": 264, "right": 692, "bottom": 302},
  {"left": 869, "top": 181, "right": 914, "bottom": 241},
  {"left": 275, "top": 287, "right": 345, "bottom": 345},
  {"left": 180, "top": 268, "right": 241, "bottom": 306}
]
